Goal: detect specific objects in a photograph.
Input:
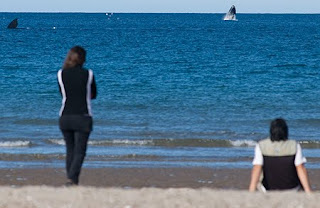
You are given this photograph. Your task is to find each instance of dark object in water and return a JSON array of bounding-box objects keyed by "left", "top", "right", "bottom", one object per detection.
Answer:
[
  {"left": 224, "top": 5, "right": 237, "bottom": 21},
  {"left": 7, "top": 18, "right": 18, "bottom": 29},
  {"left": 228, "top": 5, "right": 236, "bottom": 16}
]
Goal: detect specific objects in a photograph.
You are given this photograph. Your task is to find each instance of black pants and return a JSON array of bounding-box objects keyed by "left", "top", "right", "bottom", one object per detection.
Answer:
[
  {"left": 59, "top": 115, "right": 92, "bottom": 184},
  {"left": 62, "top": 130, "right": 89, "bottom": 184}
]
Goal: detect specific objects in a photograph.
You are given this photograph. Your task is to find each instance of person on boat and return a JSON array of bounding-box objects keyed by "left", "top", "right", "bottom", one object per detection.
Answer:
[
  {"left": 249, "top": 118, "right": 311, "bottom": 192},
  {"left": 57, "top": 46, "right": 97, "bottom": 186}
]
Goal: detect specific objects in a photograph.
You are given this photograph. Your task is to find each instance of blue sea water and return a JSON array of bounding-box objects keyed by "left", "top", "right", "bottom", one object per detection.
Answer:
[{"left": 0, "top": 13, "right": 320, "bottom": 169}]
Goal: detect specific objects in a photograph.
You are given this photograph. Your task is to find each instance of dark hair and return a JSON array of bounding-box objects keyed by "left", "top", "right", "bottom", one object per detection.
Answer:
[
  {"left": 270, "top": 118, "right": 288, "bottom": 142},
  {"left": 63, "top": 46, "right": 86, "bottom": 69}
]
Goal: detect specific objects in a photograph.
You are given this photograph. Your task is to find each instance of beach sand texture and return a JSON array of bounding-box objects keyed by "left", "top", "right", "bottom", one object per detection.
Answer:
[
  {"left": 0, "top": 168, "right": 319, "bottom": 207},
  {"left": 0, "top": 186, "right": 318, "bottom": 208}
]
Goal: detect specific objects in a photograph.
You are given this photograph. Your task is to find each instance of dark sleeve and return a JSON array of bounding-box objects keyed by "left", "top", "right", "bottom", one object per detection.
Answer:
[{"left": 91, "top": 75, "right": 97, "bottom": 99}]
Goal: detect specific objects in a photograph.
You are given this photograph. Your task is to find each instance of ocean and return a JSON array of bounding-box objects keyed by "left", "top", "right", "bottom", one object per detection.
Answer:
[{"left": 0, "top": 13, "right": 320, "bottom": 169}]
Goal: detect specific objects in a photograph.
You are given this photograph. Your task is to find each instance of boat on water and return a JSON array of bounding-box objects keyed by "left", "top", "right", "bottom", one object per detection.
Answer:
[{"left": 224, "top": 5, "right": 237, "bottom": 21}]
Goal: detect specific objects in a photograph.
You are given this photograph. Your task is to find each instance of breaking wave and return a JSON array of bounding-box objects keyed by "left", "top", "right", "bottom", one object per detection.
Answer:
[
  {"left": 46, "top": 138, "right": 320, "bottom": 149},
  {"left": 0, "top": 141, "right": 32, "bottom": 147},
  {"left": 47, "top": 138, "right": 257, "bottom": 147}
]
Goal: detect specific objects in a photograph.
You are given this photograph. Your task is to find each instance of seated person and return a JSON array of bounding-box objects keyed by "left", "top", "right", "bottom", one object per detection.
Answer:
[{"left": 249, "top": 118, "right": 311, "bottom": 192}]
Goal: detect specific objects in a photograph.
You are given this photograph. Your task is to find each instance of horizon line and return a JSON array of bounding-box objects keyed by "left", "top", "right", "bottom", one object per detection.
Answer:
[{"left": 0, "top": 11, "right": 320, "bottom": 14}]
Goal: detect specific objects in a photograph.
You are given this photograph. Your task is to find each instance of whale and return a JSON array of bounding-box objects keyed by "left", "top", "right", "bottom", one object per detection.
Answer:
[
  {"left": 224, "top": 5, "right": 237, "bottom": 21},
  {"left": 228, "top": 5, "right": 236, "bottom": 16},
  {"left": 7, "top": 18, "right": 18, "bottom": 29}
]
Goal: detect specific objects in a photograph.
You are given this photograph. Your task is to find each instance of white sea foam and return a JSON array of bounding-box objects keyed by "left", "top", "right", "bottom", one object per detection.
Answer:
[
  {"left": 48, "top": 139, "right": 153, "bottom": 146},
  {"left": 0, "top": 141, "right": 31, "bottom": 147},
  {"left": 88, "top": 139, "right": 153, "bottom": 146},
  {"left": 230, "top": 140, "right": 257, "bottom": 147},
  {"left": 48, "top": 139, "right": 65, "bottom": 145},
  {"left": 223, "top": 14, "right": 237, "bottom": 21},
  {"left": 110, "top": 139, "right": 153, "bottom": 145},
  {"left": 299, "top": 140, "right": 320, "bottom": 144}
]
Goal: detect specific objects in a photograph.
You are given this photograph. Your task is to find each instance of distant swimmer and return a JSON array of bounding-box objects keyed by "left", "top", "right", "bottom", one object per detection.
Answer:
[
  {"left": 7, "top": 18, "right": 18, "bottom": 29},
  {"left": 224, "top": 5, "right": 237, "bottom": 21}
]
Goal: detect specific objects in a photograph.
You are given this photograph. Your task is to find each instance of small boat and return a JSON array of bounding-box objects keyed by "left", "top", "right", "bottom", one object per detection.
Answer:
[{"left": 224, "top": 5, "right": 237, "bottom": 21}]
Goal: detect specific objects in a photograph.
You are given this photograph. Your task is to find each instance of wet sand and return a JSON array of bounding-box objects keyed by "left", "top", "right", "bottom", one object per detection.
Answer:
[{"left": 0, "top": 167, "right": 250, "bottom": 188}]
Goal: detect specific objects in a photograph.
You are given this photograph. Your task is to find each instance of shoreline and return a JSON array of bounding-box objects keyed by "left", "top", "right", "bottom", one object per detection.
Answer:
[{"left": 0, "top": 167, "right": 319, "bottom": 190}]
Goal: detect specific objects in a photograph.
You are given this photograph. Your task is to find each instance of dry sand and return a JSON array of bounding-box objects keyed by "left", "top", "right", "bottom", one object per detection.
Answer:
[
  {"left": 0, "top": 167, "right": 319, "bottom": 207},
  {"left": 0, "top": 186, "right": 318, "bottom": 208}
]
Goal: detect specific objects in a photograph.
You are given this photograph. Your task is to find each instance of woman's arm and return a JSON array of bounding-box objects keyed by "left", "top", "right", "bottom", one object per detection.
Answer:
[
  {"left": 249, "top": 165, "right": 262, "bottom": 192},
  {"left": 296, "top": 164, "right": 312, "bottom": 193}
]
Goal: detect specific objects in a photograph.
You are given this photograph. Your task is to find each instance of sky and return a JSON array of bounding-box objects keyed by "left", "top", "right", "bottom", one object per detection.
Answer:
[{"left": 1, "top": 0, "right": 319, "bottom": 13}]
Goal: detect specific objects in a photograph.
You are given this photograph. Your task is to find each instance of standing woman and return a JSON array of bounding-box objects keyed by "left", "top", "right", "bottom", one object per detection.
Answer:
[{"left": 57, "top": 46, "right": 97, "bottom": 186}]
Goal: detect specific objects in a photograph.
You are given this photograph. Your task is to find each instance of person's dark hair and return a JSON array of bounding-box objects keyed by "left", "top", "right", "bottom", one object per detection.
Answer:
[
  {"left": 63, "top": 46, "right": 86, "bottom": 69},
  {"left": 270, "top": 118, "right": 288, "bottom": 142}
]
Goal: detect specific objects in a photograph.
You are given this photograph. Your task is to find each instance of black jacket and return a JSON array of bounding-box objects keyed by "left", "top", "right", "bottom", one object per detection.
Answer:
[{"left": 57, "top": 66, "right": 97, "bottom": 116}]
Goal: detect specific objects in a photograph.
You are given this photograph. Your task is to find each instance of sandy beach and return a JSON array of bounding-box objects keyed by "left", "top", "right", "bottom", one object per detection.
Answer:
[
  {"left": 0, "top": 186, "right": 319, "bottom": 208},
  {"left": 0, "top": 167, "right": 319, "bottom": 207}
]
